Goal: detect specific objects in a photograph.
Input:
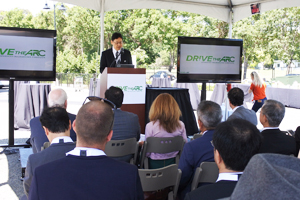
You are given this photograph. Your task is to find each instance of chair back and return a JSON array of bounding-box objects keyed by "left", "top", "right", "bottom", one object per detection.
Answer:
[
  {"left": 192, "top": 133, "right": 202, "bottom": 140},
  {"left": 105, "top": 138, "right": 138, "bottom": 164},
  {"left": 41, "top": 142, "right": 50, "bottom": 151},
  {"left": 140, "top": 136, "right": 185, "bottom": 169},
  {"left": 139, "top": 164, "right": 181, "bottom": 200},
  {"left": 191, "top": 162, "right": 219, "bottom": 191}
]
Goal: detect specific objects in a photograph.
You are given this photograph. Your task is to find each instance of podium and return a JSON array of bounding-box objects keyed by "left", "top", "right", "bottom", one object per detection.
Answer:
[{"left": 100, "top": 67, "right": 146, "bottom": 133}]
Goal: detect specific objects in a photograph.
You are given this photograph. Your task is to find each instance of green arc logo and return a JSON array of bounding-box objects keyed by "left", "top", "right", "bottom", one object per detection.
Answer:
[
  {"left": 186, "top": 55, "right": 235, "bottom": 63},
  {"left": 118, "top": 86, "right": 143, "bottom": 92},
  {"left": 0, "top": 48, "right": 46, "bottom": 57}
]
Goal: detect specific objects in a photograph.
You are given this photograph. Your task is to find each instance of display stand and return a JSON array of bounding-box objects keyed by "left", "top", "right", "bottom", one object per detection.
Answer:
[
  {"left": 201, "top": 82, "right": 206, "bottom": 101},
  {"left": 0, "top": 79, "right": 30, "bottom": 147},
  {"left": 100, "top": 67, "right": 146, "bottom": 133}
]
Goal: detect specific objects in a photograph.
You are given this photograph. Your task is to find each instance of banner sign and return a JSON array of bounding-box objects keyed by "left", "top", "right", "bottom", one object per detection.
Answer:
[{"left": 107, "top": 74, "right": 146, "bottom": 104}]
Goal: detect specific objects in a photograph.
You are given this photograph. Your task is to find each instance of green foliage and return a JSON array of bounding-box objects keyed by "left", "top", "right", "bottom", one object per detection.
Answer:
[{"left": 1, "top": 6, "right": 299, "bottom": 75}]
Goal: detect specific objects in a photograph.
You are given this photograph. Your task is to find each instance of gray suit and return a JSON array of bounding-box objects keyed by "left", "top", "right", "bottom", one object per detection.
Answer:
[
  {"left": 23, "top": 141, "right": 75, "bottom": 197},
  {"left": 227, "top": 106, "right": 258, "bottom": 125},
  {"left": 111, "top": 109, "right": 140, "bottom": 162}
]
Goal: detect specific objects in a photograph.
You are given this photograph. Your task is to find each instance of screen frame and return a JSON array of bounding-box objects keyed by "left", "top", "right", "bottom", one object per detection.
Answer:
[
  {"left": 177, "top": 36, "right": 243, "bottom": 83},
  {"left": 0, "top": 26, "right": 56, "bottom": 81}
]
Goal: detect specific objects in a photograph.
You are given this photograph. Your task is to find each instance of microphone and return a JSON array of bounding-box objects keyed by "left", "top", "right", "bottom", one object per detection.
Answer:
[{"left": 110, "top": 49, "right": 122, "bottom": 67}]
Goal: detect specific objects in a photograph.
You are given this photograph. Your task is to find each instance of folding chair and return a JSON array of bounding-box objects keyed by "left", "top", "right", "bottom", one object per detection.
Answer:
[
  {"left": 140, "top": 136, "right": 185, "bottom": 169},
  {"left": 192, "top": 133, "right": 202, "bottom": 140},
  {"left": 41, "top": 142, "right": 50, "bottom": 151},
  {"left": 105, "top": 138, "right": 139, "bottom": 165},
  {"left": 139, "top": 164, "right": 182, "bottom": 200},
  {"left": 190, "top": 162, "right": 219, "bottom": 191}
]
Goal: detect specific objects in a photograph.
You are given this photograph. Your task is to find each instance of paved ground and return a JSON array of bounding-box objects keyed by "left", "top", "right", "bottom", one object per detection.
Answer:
[{"left": 0, "top": 85, "right": 299, "bottom": 199}]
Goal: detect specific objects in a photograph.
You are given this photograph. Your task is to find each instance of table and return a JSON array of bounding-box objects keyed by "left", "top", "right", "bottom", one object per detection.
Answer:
[
  {"left": 266, "top": 87, "right": 300, "bottom": 108},
  {"left": 145, "top": 88, "right": 199, "bottom": 136},
  {"left": 173, "top": 82, "right": 200, "bottom": 110},
  {"left": 211, "top": 83, "right": 300, "bottom": 109},
  {"left": 14, "top": 83, "right": 51, "bottom": 129},
  {"left": 151, "top": 77, "right": 171, "bottom": 87},
  {"left": 20, "top": 148, "right": 33, "bottom": 178}
]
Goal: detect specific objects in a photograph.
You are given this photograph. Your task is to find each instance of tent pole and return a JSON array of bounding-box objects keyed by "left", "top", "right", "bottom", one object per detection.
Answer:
[
  {"left": 100, "top": 0, "right": 105, "bottom": 54},
  {"left": 229, "top": 10, "right": 233, "bottom": 39}
]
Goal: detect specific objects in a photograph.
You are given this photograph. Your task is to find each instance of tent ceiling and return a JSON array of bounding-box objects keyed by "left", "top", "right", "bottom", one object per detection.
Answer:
[{"left": 57, "top": 0, "right": 300, "bottom": 22}]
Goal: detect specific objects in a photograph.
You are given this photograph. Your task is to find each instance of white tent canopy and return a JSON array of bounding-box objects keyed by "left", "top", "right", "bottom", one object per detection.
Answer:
[{"left": 55, "top": 0, "right": 300, "bottom": 52}]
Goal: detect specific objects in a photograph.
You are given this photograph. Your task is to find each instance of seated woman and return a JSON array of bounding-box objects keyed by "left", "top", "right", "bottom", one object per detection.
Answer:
[{"left": 145, "top": 93, "right": 187, "bottom": 169}]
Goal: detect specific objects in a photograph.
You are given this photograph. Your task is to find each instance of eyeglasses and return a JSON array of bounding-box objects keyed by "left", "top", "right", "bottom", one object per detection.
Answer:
[
  {"left": 82, "top": 96, "right": 116, "bottom": 109},
  {"left": 113, "top": 41, "right": 123, "bottom": 45},
  {"left": 82, "top": 96, "right": 116, "bottom": 134}
]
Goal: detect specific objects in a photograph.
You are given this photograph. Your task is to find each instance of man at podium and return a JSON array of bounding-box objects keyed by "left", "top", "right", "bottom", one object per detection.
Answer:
[{"left": 100, "top": 32, "right": 133, "bottom": 73}]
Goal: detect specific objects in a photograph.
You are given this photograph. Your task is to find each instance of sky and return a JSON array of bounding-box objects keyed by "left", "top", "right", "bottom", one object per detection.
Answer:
[{"left": 0, "top": 0, "right": 73, "bottom": 15}]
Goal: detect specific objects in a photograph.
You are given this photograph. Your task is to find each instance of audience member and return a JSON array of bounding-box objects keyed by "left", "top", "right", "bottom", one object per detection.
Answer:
[
  {"left": 185, "top": 119, "right": 262, "bottom": 200},
  {"left": 294, "top": 126, "right": 300, "bottom": 155},
  {"left": 229, "top": 154, "right": 300, "bottom": 199},
  {"left": 248, "top": 71, "right": 267, "bottom": 112},
  {"left": 23, "top": 107, "right": 75, "bottom": 197},
  {"left": 144, "top": 93, "right": 187, "bottom": 169},
  {"left": 28, "top": 99, "right": 144, "bottom": 200},
  {"left": 105, "top": 86, "right": 141, "bottom": 162},
  {"left": 178, "top": 100, "right": 222, "bottom": 199},
  {"left": 30, "top": 88, "right": 76, "bottom": 153},
  {"left": 259, "top": 99, "right": 297, "bottom": 156},
  {"left": 227, "top": 87, "right": 257, "bottom": 125}
]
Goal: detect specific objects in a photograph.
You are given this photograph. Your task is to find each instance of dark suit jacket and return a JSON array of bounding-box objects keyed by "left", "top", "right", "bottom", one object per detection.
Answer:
[
  {"left": 178, "top": 130, "right": 215, "bottom": 199},
  {"left": 185, "top": 180, "right": 237, "bottom": 200},
  {"left": 111, "top": 109, "right": 141, "bottom": 163},
  {"left": 112, "top": 109, "right": 140, "bottom": 141},
  {"left": 259, "top": 128, "right": 297, "bottom": 156},
  {"left": 23, "top": 142, "right": 76, "bottom": 196},
  {"left": 29, "top": 155, "right": 144, "bottom": 200},
  {"left": 227, "top": 106, "right": 257, "bottom": 125},
  {"left": 294, "top": 126, "right": 300, "bottom": 154},
  {"left": 100, "top": 48, "right": 132, "bottom": 73},
  {"left": 30, "top": 112, "right": 76, "bottom": 153}
]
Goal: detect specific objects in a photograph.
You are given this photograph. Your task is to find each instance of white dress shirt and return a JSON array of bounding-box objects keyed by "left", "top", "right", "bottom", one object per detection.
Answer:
[
  {"left": 112, "top": 47, "right": 121, "bottom": 63},
  {"left": 51, "top": 136, "right": 73, "bottom": 144},
  {"left": 216, "top": 172, "right": 243, "bottom": 182},
  {"left": 66, "top": 147, "right": 106, "bottom": 157}
]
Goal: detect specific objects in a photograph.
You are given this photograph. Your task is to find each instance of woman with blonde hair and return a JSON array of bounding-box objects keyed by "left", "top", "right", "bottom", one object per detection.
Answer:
[
  {"left": 145, "top": 93, "right": 187, "bottom": 169},
  {"left": 248, "top": 71, "right": 267, "bottom": 112}
]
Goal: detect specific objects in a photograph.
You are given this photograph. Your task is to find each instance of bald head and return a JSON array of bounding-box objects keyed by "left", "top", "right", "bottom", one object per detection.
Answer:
[
  {"left": 75, "top": 100, "right": 114, "bottom": 146},
  {"left": 48, "top": 88, "right": 68, "bottom": 108}
]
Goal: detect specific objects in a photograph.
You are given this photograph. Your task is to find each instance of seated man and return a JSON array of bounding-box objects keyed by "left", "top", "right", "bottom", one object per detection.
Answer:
[
  {"left": 29, "top": 99, "right": 144, "bottom": 200},
  {"left": 105, "top": 86, "right": 140, "bottom": 141},
  {"left": 30, "top": 88, "right": 76, "bottom": 153},
  {"left": 105, "top": 86, "right": 141, "bottom": 162},
  {"left": 23, "top": 107, "right": 75, "bottom": 197},
  {"left": 259, "top": 99, "right": 297, "bottom": 156},
  {"left": 227, "top": 87, "right": 257, "bottom": 125},
  {"left": 178, "top": 100, "right": 222, "bottom": 199},
  {"left": 185, "top": 119, "right": 262, "bottom": 200}
]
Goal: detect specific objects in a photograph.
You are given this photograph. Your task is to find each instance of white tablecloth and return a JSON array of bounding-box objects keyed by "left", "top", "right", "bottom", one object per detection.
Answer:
[
  {"left": 151, "top": 77, "right": 171, "bottom": 87},
  {"left": 173, "top": 82, "right": 200, "bottom": 110},
  {"left": 266, "top": 87, "right": 300, "bottom": 108},
  {"left": 211, "top": 83, "right": 300, "bottom": 109}
]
